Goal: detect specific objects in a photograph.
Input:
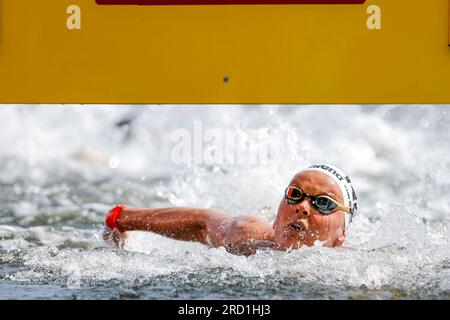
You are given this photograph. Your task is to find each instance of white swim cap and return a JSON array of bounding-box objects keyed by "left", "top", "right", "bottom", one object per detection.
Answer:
[{"left": 306, "top": 164, "right": 358, "bottom": 228}]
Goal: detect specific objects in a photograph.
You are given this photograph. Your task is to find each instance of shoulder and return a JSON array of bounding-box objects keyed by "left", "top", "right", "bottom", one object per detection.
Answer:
[
  {"left": 225, "top": 215, "right": 273, "bottom": 242},
  {"left": 231, "top": 215, "right": 270, "bottom": 228},
  {"left": 219, "top": 215, "right": 274, "bottom": 256}
]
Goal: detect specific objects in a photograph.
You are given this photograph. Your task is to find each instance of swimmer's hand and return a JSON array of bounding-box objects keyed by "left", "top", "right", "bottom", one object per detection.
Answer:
[
  {"left": 102, "top": 226, "right": 123, "bottom": 248},
  {"left": 103, "top": 205, "right": 126, "bottom": 248}
]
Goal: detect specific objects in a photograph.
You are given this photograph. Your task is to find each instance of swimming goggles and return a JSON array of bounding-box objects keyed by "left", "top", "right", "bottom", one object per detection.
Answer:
[{"left": 285, "top": 186, "right": 350, "bottom": 215}]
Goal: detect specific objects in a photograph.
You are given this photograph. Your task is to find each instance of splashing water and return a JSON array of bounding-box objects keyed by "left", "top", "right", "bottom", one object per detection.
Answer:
[{"left": 0, "top": 105, "right": 449, "bottom": 299}]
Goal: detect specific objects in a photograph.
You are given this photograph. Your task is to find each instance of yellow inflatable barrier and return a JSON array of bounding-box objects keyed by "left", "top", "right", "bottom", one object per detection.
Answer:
[{"left": 0, "top": 0, "right": 449, "bottom": 104}]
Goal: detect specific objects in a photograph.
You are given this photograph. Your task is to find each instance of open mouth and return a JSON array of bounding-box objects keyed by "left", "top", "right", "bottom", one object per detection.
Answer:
[{"left": 290, "top": 223, "right": 306, "bottom": 232}]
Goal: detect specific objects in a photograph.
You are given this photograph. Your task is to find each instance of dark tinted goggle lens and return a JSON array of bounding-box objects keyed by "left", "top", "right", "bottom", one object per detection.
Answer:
[
  {"left": 285, "top": 186, "right": 303, "bottom": 201},
  {"left": 313, "top": 196, "right": 338, "bottom": 214},
  {"left": 285, "top": 187, "right": 341, "bottom": 215}
]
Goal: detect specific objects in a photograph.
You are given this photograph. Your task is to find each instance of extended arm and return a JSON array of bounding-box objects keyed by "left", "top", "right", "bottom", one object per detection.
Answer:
[
  {"left": 104, "top": 206, "right": 276, "bottom": 255},
  {"left": 104, "top": 206, "right": 232, "bottom": 247}
]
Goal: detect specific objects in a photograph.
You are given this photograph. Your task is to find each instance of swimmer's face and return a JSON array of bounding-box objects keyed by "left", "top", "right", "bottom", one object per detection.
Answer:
[{"left": 273, "top": 170, "right": 347, "bottom": 250}]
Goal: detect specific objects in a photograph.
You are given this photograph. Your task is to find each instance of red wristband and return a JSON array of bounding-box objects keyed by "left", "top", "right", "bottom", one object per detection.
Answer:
[{"left": 105, "top": 205, "right": 125, "bottom": 232}]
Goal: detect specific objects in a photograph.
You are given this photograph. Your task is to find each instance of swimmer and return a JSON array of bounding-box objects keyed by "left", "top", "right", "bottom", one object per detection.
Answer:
[{"left": 103, "top": 165, "right": 358, "bottom": 256}]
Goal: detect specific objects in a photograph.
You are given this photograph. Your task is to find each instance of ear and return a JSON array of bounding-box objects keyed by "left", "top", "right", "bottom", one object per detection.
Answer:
[{"left": 333, "top": 228, "right": 346, "bottom": 247}]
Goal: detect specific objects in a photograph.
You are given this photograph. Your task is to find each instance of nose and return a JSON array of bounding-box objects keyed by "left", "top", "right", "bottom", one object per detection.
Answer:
[{"left": 298, "top": 197, "right": 311, "bottom": 217}]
